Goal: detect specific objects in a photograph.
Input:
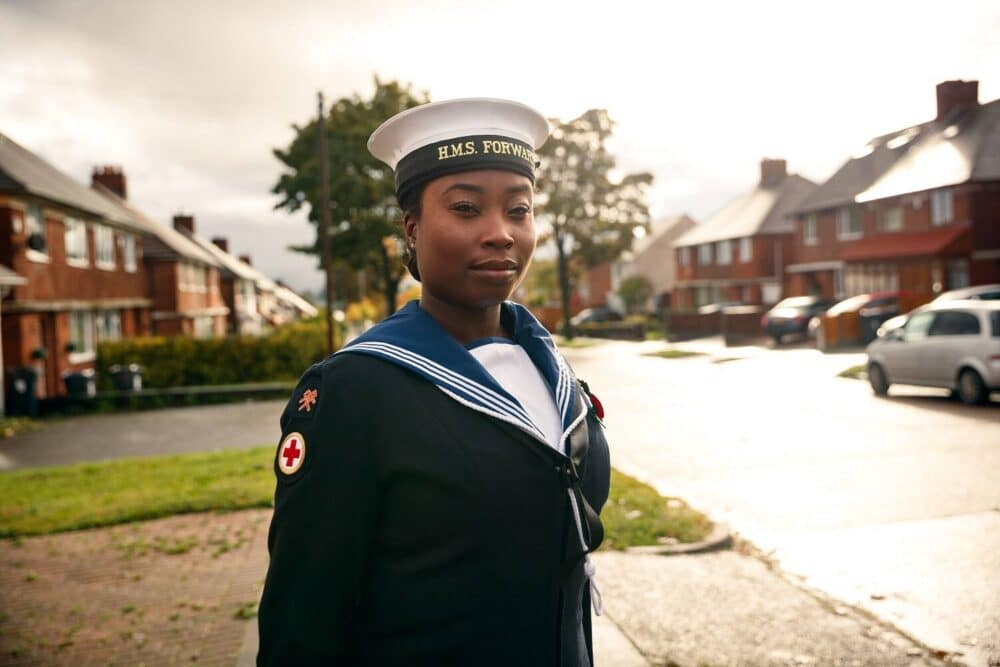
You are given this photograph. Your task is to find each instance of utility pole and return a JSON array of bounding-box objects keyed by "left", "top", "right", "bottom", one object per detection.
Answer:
[{"left": 317, "top": 91, "right": 335, "bottom": 354}]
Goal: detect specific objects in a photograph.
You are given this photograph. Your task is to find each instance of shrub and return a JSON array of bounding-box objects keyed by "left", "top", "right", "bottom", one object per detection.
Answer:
[{"left": 96, "top": 321, "right": 329, "bottom": 389}]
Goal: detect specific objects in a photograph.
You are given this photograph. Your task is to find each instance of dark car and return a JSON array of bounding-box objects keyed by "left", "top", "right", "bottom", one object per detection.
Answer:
[
  {"left": 569, "top": 306, "right": 624, "bottom": 327},
  {"left": 760, "top": 296, "right": 836, "bottom": 343}
]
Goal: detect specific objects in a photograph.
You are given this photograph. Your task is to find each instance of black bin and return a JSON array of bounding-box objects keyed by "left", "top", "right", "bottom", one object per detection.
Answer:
[
  {"left": 63, "top": 369, "right": 96, "bottom": 399},
  {"left": 109, "top": 364, "right": 143, "bottom": 392},
  {"left": 6, "top": 366, "right": 39, "bottom": 417}
]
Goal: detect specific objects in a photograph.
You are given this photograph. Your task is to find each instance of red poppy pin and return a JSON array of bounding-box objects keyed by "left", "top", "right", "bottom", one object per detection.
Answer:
[{"left": 589, "top": 390, "right": 605, "bottom": 421}]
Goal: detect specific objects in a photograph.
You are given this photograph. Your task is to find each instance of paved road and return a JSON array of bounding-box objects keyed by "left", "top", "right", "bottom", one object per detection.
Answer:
[
  {"left": 564, "top": 337, "right": 1000, "bottom": 667},
  {"left": 0, "top": 399, "right": 286, "bottom": 470}
]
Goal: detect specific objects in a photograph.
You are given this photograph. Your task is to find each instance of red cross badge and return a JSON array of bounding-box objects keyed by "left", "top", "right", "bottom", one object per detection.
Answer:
[
  {"left": 278, "top": 432, "right": 306, "bottom": 475},
  {"left": 298, "top": 388, "right": 318, "bottom": 412}
]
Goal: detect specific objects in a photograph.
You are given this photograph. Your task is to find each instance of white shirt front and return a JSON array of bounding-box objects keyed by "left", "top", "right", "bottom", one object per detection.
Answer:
[{"left": 468, "top": 339, "right": 564, "bottom": 451}]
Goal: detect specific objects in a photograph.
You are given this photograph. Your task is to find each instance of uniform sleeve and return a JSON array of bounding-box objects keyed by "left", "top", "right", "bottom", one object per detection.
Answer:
[{"left": 257, "top": 359, "right": 378, "bottom": 665}]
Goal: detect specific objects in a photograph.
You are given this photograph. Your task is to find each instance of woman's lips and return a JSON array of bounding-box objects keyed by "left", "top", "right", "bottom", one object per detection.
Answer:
[{"left": 469, "top": 260, "right": 518, "bottom": 282}]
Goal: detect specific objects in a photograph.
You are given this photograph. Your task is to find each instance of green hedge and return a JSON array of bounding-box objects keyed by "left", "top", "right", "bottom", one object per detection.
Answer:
[{"left": 96, "top": 320, "right": 330, "bottom": 389}]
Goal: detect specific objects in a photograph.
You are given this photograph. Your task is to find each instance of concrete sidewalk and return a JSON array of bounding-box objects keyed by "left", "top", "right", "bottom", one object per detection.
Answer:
[{"left": 1, "top": 507, "right": 945, "bottom": 667}]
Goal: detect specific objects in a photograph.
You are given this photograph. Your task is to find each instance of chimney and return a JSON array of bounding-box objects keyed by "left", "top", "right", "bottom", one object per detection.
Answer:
[
  {"left": 173, "top": 214, "right": 195, "bottom": 234},
  {"left": 936, "top": 80, "right": 979, "bottom": 120},
  {"left": 239, "top": 254, "right": 252, "bottom": 266},
  {"left": 92, "top": 165, "right": 127, "bottom": 199},
  {"left": 760, "top": 158, "right": 787, "bottom": 188},
  {"left": 211, "top": 237, "right": 229, "bottom": 252}
]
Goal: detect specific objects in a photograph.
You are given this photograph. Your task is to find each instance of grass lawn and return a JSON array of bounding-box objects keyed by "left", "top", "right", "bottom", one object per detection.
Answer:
[
  {"left": 0, "top": 417, "right": 41, "bottom": 439},
  {"left": 838, "top": 364, "right": 868, "bottom": 380},
  {"left": 644, "top": 348, "right": 704, "bottom": 360},
  {"left": 0, "top": 448, "right": 712, "bottom": 548}
]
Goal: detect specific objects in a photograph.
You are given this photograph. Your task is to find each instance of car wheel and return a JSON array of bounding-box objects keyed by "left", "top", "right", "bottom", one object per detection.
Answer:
[
  {"left": 868, "top": 363, "right": 890, "bottom": 396},
  {"left": 957, "top": 369, "right": 988, "bottom": 405}
]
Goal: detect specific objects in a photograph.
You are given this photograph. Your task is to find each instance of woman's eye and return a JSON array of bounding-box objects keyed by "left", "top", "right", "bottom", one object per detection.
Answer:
[
  {"left": 509, "top": 205, "right": 532, "bottom": 217},
  {"left": 450, "top": 202, "right": 478, "bottom": 215}
]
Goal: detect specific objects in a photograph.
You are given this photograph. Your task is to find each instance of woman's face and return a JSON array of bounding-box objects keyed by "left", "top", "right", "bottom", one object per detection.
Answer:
[{"left": 407, "top": 169, "right": 536, "bottom": 311}]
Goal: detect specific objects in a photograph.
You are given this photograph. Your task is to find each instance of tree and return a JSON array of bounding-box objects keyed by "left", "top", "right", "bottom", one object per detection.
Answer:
[
  {"left": 535, "top": 109, "right": 652, "bottom": 338},
  {"left": 272, "top": 78, "right": 429, "bottom": 317},
  {"left": 618, "top": 275, "right": 653, "bottom": 314}
]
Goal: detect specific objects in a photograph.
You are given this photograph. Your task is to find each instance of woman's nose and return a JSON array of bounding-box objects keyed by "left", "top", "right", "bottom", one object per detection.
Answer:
[{"left": 482, "top": 211, "right": 515, "bottom": 248}]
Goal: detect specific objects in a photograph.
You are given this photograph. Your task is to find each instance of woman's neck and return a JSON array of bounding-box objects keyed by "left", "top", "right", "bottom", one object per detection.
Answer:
[{"left": 419, "top": 295, "right": 508, "bottom": 345}]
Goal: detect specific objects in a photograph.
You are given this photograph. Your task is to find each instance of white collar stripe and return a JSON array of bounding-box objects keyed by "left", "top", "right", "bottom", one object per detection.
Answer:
[{"left": 350, "top": 341, "right": 538, "bottom": 428}]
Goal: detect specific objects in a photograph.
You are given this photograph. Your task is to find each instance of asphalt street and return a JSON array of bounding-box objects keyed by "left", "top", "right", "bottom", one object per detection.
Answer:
[{"left": 563, "top": 337, "right": 1000, "bottom": 667}]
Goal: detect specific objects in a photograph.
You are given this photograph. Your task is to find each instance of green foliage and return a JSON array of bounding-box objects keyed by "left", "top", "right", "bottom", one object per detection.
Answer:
[
  {"left": 96, "top": 320, "right": 327, "bottom": 389},
  {"left": 536, "top": 109, "right": 653, "bottom": 337},
  {"left": 602, "top": 469, "right": 712, "bottom": 549},
  {"left": 0, "top": 447, "right": 275, "bottom": 537},
  {"left": 272, "top": 78, "right": 429, "bottom": 316},
  {"left": 618, "top": 275, "right": 654, "bottom": 314}
]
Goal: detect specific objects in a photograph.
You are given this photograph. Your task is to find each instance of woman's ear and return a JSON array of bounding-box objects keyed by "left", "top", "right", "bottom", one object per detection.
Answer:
[{"left": 404, "top": 214, "right": 417, "bottom": 247}]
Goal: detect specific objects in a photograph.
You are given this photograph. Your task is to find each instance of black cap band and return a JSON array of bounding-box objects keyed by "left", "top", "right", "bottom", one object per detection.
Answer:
[{"left": 395, "top": 134, "right": 538, "bottom": 204}]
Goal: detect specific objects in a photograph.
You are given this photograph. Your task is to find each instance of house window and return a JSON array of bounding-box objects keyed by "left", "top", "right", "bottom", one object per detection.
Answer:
[
  {"left": 803, "top": 214, "right": 819, "bottom": 245},
  {"left": 698, "top": 244, "right": 712, "bottom": 266},
  {"left": 25, "top": 202, "right": 48, "bottom": 256},
  {"left": 947, "top": 259, "right": 969, "bottom": 289},
  {"left": 877, "top": 205, "right": 903, "bottom": 232},
  {"left": 94, "top": 225, "right": 115, "bottom": 269},
  {"left": 64, "top": 218, "right": 89, "bottom": 264},
  {"left": 121, "top": 233, "right": 137, "bottom": 272},
  {"left": 96, "top": 310, "right": 122, "bottom": 342},
  {"left": 837, "top": 207, "right": 862, "bottom": 240},
  {"left": 679, "top": 247, "right": 690, "bottom": 267},
  {"left": 192, "top": 265, "right": 207, "bottom": 292},
  {"left": 241, "top": 279, "right": 257, "bottom": 313},
  {"left": 69, "top": 311, "right": 95, "bottom": 356},
  {"left": 739, "top": 237, "right": 753, "bottom": 262},
  {"left": 194, "top": 316, "right": 214, "bottom": 339},
  {"left": 931, "top": 189, "right": 954, "bottom": 226},
  {"left": 716, "top": 240, "right": 732, "bottom": 265}
]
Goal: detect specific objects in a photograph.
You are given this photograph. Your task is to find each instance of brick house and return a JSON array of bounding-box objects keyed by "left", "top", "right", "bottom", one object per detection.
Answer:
[
  {"left": 92, "top": 172, "right": 229, "bottom": 338},
  {"left": 673, "top": 159, "right": 818, "bottom": 309},
  {"left": 788, "top": 80, "right": 1000, "bottom": 302},
  {"left": 185, "top": 234, "right": 267, "bottom": 335},
  {"left": 0, "top": 134, "right": 153, "bottom": 399}
]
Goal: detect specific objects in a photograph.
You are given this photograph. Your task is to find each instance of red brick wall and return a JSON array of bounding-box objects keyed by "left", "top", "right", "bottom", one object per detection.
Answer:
[{"left": 586, "top": 263, "right": 612, "bottom": 307}]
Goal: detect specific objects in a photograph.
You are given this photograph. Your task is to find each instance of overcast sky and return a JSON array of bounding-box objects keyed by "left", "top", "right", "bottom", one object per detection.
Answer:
[{"left": 2, "top": 0, "right": 998, "bottom": 294}]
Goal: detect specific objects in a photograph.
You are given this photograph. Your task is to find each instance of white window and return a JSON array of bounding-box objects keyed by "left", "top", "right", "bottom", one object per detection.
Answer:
[
  {"left": 716, "top": 240, "right": 732, "bottom": 265},
  {"left": 837, "top": 207, "right": 862, "bottom": 240},
  {"left": 192, "top": 264, "right": 207, "bottom": 292},
  {"left": 679, "top": 247, "right": 690, "bottom": 267},
  {"left": 194, "top": 316, "right": 214, "bottom": 338},
  {"left": 94, "top": 225, "right": 115, "bottom": 269},
  {"left": 96, "top": 310, "right": 122, "bottom": 342},
  {"left": 69, "top": 311, "right": 95, "bottom": 356},
  {"left": 698, "top": 244, "right": 712, "bottom": 266},
  {"left": 931, "top": 189, "right": 954, "bottom": 226},
  {"left": 25, "top": 202, "right": 48, "bottom": 256},
  {"left": 877, "top": 205, "right": 903, "bottom": 232},
  {"left": 739, "top": 237, "right": 752, "bottom": 262},
  {"left": 65, "top": 218, "right": 89, "bottom": 264},
  {"left": 241, "top": 279, "right": 257, "bottom": 313},
  {"left": 120, "top": 233, "right": 137, "bottom": 272},
  {"left": 803, "top": 214, "right": 819, "bottom": 245}
]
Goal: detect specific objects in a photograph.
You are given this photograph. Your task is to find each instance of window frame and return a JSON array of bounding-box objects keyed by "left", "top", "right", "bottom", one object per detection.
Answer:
[
  {"left": 24, "top": 201, "right": 50, "bottom": 261},
  {"left": 739, "top": 237, "right": 753, "bottom": 263},
  {"left": 836, "top": 207, "right": 863, "bottom": 241},
  {"left": 68, "top": 310, "right": 96, "bottom": 363},
  {"left": 877, "top": 205, "right": 903, "bottom": 232},
  {"left": 931, "top": 189, "right": 954, "bottom": 226},
  {"left": 94, "top": 224, "right": 116, "bottom": 270},
  {"left": 64, "top": 218, "right": 90, "bottom": 266},
  {"left": 698, "top": 244, "right": 713, "bottom": 266},
  {"left": 716, "top": 239, "right": 732, "bottom": 265},
  {"left": 678, "top": 246, "right": 690, "bottom": 267},
  {"left": 803, "top": 214, "right": 819, "bottom": 245},
  {"left": 120, "top": 232, "right": 137, "bottom": 272}
]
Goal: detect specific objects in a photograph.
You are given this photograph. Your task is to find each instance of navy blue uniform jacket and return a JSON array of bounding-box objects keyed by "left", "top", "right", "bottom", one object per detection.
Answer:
[{"left": 257, "top": 302, "right": 611, "bottom": 666}]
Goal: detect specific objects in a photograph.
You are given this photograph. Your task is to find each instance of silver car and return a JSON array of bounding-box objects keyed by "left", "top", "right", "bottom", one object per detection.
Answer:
[{"left": 866, "top": 300, "right": 1000, "bottom": 405}]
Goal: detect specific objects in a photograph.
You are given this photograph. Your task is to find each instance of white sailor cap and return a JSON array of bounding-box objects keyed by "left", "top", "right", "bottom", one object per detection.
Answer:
[{"left": 367, "top": 97, "right": 550, "bottom": 205}]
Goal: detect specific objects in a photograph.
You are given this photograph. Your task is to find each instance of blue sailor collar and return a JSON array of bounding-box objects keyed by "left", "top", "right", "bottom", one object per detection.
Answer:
[{"left": 338, "top": 300, "right": 582, "bottom": 452}]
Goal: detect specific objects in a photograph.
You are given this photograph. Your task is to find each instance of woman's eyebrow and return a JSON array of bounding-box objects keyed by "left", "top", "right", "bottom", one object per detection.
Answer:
[
  {"left": 442, "top": 183, "right": 485, "bottom": 195},
  {"left": 505, "top": 184, "right": 532, "bottom": 194}
]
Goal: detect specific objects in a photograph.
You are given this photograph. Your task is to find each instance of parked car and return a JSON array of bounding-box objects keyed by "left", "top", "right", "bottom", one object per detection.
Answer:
[
  {"left": 866, "top": 300, "right": 1000, "bottom": 405},
  {"left": 696, "top": 301, "right": 742, "bottom": 315},
  {"left": 811, "top": 291, "right": 914, "bottom": 347},
  {"left": 932, "top": 283, "right": 1000, "bottom": 303},
  {"left": 569, "top": 306, "right": 624, "bottom": 327},
  {"left": 761, "top": 296, "right": 837, "bottom": 343}
]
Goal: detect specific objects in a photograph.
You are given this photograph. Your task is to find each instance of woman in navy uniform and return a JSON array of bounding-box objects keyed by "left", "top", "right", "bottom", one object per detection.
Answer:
[{"left": 257, "top": 98, "right": 611, "bottom": 666}]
